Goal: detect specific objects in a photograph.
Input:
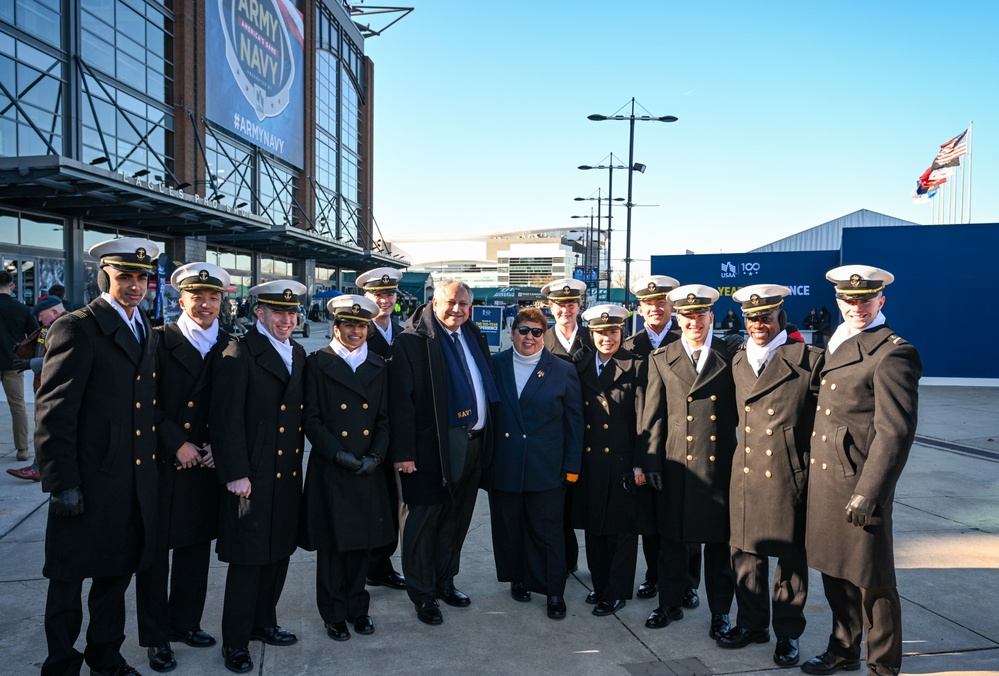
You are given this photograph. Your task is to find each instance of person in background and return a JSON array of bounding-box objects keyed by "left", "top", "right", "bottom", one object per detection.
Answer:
[
  {"left": 489, "top": 306, "right": 583, "bottom": 621},
  {"left": 720, "top": 308, "right": 741, "bottom": 335},
  {"left": 0, "top": 269, "right": 38, "bottom": 463}
]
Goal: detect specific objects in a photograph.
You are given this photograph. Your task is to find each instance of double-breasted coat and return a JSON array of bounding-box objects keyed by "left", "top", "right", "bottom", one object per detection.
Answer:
[
  {"left": 573, "top": 349, "right": 645, "bottom": 535},
  {"left": 731, "top": 340, "right": 823, "bottom": 556},
  {"left": 489, "top": 347, "right": 583, "bottom": 493},
  {"left": 544, "top": 320, "right": 593, "bottom": 362},
  {"left": 641, "top": 337, "right": 739, "bottom": 543},
  {"left": 211, "top": 326, "right": 306, "bottom": 565},
  {"left": 805, "top": 324, "right": 921, "bottom": 588},
  {"left": 35, "top": 298, "right": 159, "bottom": 580},
  {"left": 387, "top": 304, "right": 495, "bottom": 506},
  {"left": 152, "top": 323, "right": 230, "bottom": 550},
  {"left": 299, "top": 347, "right": 394, "bottom": 553},
  {"left": 366, "top": 317, "right": 405, "bottom": 358}
]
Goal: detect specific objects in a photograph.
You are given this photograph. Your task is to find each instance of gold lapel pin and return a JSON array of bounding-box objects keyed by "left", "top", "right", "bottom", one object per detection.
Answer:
[{"left": 537, "top": 370, "right": 545, "bottom": 378}]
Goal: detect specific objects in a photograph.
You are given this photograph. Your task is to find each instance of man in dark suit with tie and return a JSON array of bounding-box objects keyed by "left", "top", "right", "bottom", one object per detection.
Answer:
[
  {"left": 387, "top": 279, "right": 499, "bottom": 625},
  {"left": 135, "top": 262, "right": 233, "bottom": 672},
  {"left": 719, "top": 284, "right": 823, "bottom": 667},
  {"left": 36, "top": 237, "right": 160, "bottom": 676},
  {"left": 489, "top": 306, "right": 583, "bottom": 620},
  {"left": 641, "top": 284, "right": 738, "bottom": 640},
  {"left": 800, "top": 266, "right": 921, "bottom": 676},
  {"left": 211, "top": 280, "right": 307, "bottom": 673},
  {"left": 355, "top": 266, "right": 408, "bottom": 591}
]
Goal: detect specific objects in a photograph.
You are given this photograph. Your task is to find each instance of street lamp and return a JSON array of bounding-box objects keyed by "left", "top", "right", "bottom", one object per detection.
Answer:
[
  {"left": 574, "top": 193, "right": 624, "bottom": 301},
  {"left": 588, "top": 98, "right": 677, "bottom": 305},
  {"left": 570, "top": 211, "right": 598, "bottom": 289},
  {"left": 579, "top": 154, "right": 630, "bottom": 303}
]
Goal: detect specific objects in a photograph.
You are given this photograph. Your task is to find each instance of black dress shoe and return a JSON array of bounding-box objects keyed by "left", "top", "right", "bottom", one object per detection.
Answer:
[
  {"left": 709, "top": 613, "right": 730, "bottom": 639},
  {"left": 91, "top": 663, "right": 142, "bottom": 676},
  {"left": 366, "top": 571, "right": 407, "bottom": 590},
  {"left": 147, "top": 645, "right": 177, "bottom": 672},
  {"left": 325, "top": 621, "right": 350, "bottom": 641},
  {"left": 249, "top": 625, "right": 298, "bottom": 646},
  {"left": 773, "top": 637, "right": 800, "bottom": 667},
  {"left": 170, "top": 628, "right": 216, "bottom": 647},
  {"left": 585, "top": 590, "right": 601, "bottom": 605},
  {"left": 416, "top": 597, "right": 443, "bottom": 625},
  {"left": 352, "top": 615, "right": 375, "bottom": 635},
  {"left": 221, "top": 646, "right": 253, "bottom": 674},
  {"left": 645, "top": 605, "right": 683, "bottom": 628},
  {"left": 799, "top": 650, "right": 862, "bottom": 674},
  {"left": 715, "top": 625, "right": 770, "bottom": 648},
  {"left": 636, "top": 580, "right": 657, "bottom": 599},
  {"left": 593, "top": 599, "right": 626, "bottom": 616},
  {"left": 510, "top": 582, "right": 532, "bottom": 602},
  {"left": 683, "top": 587, "right": 700, "bottom": 608},
  {"left": 547, "top": 595, "right": 567, "bottom": 620},
  {"left": 436, "top": 585, "right": 471, "bottom": 607}
]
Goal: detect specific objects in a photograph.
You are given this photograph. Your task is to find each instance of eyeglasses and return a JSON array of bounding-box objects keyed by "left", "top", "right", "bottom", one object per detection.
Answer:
[{"left": 515, "top": 326, "right": 544, "bottom": 338}]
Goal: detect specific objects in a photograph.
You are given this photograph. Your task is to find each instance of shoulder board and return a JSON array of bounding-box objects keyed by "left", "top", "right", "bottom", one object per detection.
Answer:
[
  {"left": 886, "top": 334, "right": 909, "bottom": 346},
  {"left": 651, "top": 345, "right": 667, "bottom": 356},
  {"left": 69, "top": 309, "right": 89, "bottom": 319}
]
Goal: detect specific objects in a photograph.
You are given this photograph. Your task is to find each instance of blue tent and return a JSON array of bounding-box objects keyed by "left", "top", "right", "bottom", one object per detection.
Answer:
[{"left": 313, "top": 289, "right": 343, "bottom": 299}]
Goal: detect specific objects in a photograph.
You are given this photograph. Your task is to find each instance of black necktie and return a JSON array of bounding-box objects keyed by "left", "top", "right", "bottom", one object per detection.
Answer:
[
  {"left": 451, "top": 332, "right": 474, "bottom": 389},
  {"left": 691, "top": 349, "right": 701, "bottom": 368},
  {"left": 757, "top": 360, "right": 766, "bottom": 377},
  {"left": 133, "top": 319, "right": 143, "bottom": 343}
]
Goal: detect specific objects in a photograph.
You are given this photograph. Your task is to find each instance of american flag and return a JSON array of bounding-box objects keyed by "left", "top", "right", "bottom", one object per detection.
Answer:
[{"left": 932, "top": 129, "right": 969, "bottom": 168}]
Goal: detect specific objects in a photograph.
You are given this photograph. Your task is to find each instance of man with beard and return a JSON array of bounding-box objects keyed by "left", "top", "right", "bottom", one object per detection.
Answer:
[
  {"left": 717, "top": 284, "right": 823, "bottom": 668},
  {"left": 641, "top": 284, "right": 738, "bottom": 640},
  {"left": 211, "top": 280, "right": 307, "bottom": 673},
  {"left": 388, "top": 280, "right": 499, "bottom": 626},
  {"left": 355, "top": 267, "right": 408, "bottom": 592},
  {"left": 135, "top": 263, "right": 233, "bottom": 672},
  {"left": 800, "top": 266, "right": 921, "bottom": 676},
  {"left": 36, "top": 237, "right": 160, "bottom": 676}
]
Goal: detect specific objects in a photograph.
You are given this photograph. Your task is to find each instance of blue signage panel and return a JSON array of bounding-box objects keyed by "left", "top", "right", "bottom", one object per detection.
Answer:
[
  {"left": 472, "top": 306, "right": 502, "bottom": 350},
  {"left": 651, "top": 250, "right": 840, "bottom": 329},
  {"left": 205, "top": 0, "right": 305, "bottom": 168}
]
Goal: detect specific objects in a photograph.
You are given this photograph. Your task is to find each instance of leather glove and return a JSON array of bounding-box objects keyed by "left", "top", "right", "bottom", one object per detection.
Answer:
[
  {"left": 50, "top": 487, "right": 85, "bottom": 517},
  {"left": 354, "top": 454, "right": 382, "bottom": 476},
  {"left": 12, "top": 358, "right": 31, "bottom": 373},
  {"left": 621, "top": 472, "right": 635, "bottom": 492},
  {"left": 335, "top": 450, "right": 363, "bottom": 472},
  {"left": 845, "top": 493, "right": 875, "bottom": 527},
  {"left": 646, "top": 471, "right": 663, "bottom": 491}
]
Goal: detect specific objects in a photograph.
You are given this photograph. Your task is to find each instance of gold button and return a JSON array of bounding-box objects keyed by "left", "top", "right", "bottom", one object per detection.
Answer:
[
  {"left": 279, "top": 427, "right": 285, "bottom": 433},
  {"left": 184, "top": 423, "right": 191, "bottom": 429},
  {"left": 745, "top": 405, "right": 752, "bottom": 412},
  {"left": 280, "top": 404, "right": 287, "bottom": 411},
  {"left": 812, "top": 431, "right": 816, "bottom": 437},
  {"left": 710, "top": 395, "right": 716, "bottom": 401},
  {"left": 341, "top": 404, "right": 347, "bottom": 410},
  {"left": 767, "top": 408, "right": 775, "bottom": 415},
  {"left": 604, "top": 448, "right": 609, "bottom": 453},
  {"left": 135, "top": 402, "right": 141, "bottom": 409},
  {"left": 362, "top": 403, "right": 369, "bottom": 409},
  {"left": 765, "top": 470, "right": 772, "bottom": 478},
  {"left": 296, "top": 448, "right": 300, "bottom": 454},
  {"left": 152, "top": 399, "right": 156, "bottom": 405},
  {"left": 601, "top": 401, "right": 608, "bottom": 407},
  {"left": 687, "top": 454, "right": 693, "bottom": 461},
  {"left": 686, "top": 435, "right": 693, "bottom": 442},
  {"left": 825, "top": 409, "right": 831, "bottom": 415},
  {"left": 278, "top": 450, "right": 283, "bottom": 456},
  {"left": 810, "top": 458, "right": 815, "bottom": 464},
  {"left": 153, "top": 372, "right": 156, "bottom": 378},
  {"left": 766, "top": 449, "right": 773, "bottom": 456},
  {"left": 686, "top": 415, "right": 693, "bottom": 422},
  {"left": 151, "top": 426, "right": 155, "bottom": 432},
  {"left": 293, "top": 471, "right": 297, "bottom": 477},
  {"left": 135, "top": 430, "right": 141, "bottom": 436},
  {"left": 585, "top": 401, "right": 590, "bottom": 406},
  {"left": 505, "top": 432, "right": 510, "bottom": 438},
  {"left": 745, "top": 447, "right": 751, "bottom": 453},
  {"left": 822, "top": 435, "right": 827, "bottom": 441},
  {"left": 817, "top": 405, "right": 821, "bottom": 411},
  {"left": 821, "top": 379, "right": 826, "bottom": 385},
  {"left": 586, "top": 424, "right": 591, "bottom": 430},
  {"left": 363, "top": 430, "right": 369, "bottom": 436},
  {"left": 821, "top": 463, "right": 827, "bottom": 470},
  {"left": 709, "top": 455, "right": 716, "bottom": 461},
  {"left": 603, "top": 424, "right": 609, "bottom": 430},
  {"left": 277, "top": 472, "right": 282, "bottom": 478},
  {"left": 300, "top": 404, "right": 304, "bottom": 409},
  {"left": 766, "top": 429, "right": 773, "bottom": 436},
  {"left": 187, "top": 401, "right": 194, "bottom": 408},
  {"left": 136, "top": 459, "right": 141, "bottom": 465},
  {"left": 830, "top": 384, "right": 837, "bottom": 390},
  {"left": 687, "top": 396, "right": 693, "bottom": 402},
  {"left": 710, "top": 435, "right": 716, "bottom": 441},
  {"left": 743, "top": 467, "right": 750, "bottom": 474},
  {"left": 745, "top": 426, "right": 751, "bottom": 433},
  {"left": 298, "top": 427, "right": 302, "bottom": 432},
  {"left": 136, "top": 375, "right": 141, "bottom": 381},
  {"left": 586, "top": 447, "right": 591, "bottom": 452},
  {"left": 710, "top": 415, "right": 716, "bottom": 421},
  {"left": 341, "top": 431, "right": 348, "bottom": 437},
  {"left": 152, "top": 453, "right": 156, "bottom": 460},
  {"left": 523, "top": 434, "right": 527, "bottom": 439}
]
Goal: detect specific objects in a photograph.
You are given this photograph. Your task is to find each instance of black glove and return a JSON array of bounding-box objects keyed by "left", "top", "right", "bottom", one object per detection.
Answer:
[
  {"left": 354, "top": 454, "right": 382, "bottom": 476},
  {"left": 12, "top": 358, "right": 31, "bottom": 372},
  {"left": 845, "top": 493, "right": 875, "bottom": 527},
  {"left": 335, "top": 450, "right": 363, "bottom": 472},
  {"left": 621, "top": 472, "right": 636, "bottom": 492},
  {"left": 646, "top": 471, "right": 663, "bottom": 491},
  {"left": 50, "top": 487, "right": 85, "bottom": 517}
]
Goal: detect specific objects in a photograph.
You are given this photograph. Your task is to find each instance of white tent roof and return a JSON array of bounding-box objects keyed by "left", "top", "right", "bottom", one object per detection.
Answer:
[{"left": 750, "top": 209, "right": 919, "bottom": 253}]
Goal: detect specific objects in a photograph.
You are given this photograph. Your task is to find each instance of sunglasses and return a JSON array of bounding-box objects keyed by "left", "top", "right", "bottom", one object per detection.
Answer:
[{"left": 515, "top": 326, "right": 544, "bottom": 338}]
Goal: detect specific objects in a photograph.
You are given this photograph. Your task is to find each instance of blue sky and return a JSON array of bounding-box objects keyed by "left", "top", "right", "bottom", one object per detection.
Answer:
[{"left": 363, "top": 1, "right": 998, "bottom": 270}]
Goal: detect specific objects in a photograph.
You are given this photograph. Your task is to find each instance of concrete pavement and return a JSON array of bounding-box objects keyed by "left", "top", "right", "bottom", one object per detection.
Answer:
[{"left": 1, "top": 323, "right": 997, "bottom": 674}]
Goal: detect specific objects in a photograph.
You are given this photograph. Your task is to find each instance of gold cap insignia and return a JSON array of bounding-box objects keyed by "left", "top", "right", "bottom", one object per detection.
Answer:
[
  {"left": 351, "top": 304, "right": 361, "bottom": 315},
  {"left": 750, "top": 294, "right": 761, "bottom": 305},
  {"left": 198, "top": 269, "right": 210, "bottom": 282},
  {"left": 686, "top": 293, "right": 697, "bottom": 304},
  {"left": 648, "top": 282, "right": 657, "bottom": 292},
  {"left": 850, "top": 274, "right": 862, "bottom": 287},
  {"left": 600, "top": 312, "right": 609, "bottom": 322},
  {"left": 135, "top": 247, "right": 147, "bottom": 261},
  {"left": 381, "top": 274, "right": 390, "bottom": 284},
  {"left": 563, "top": 285, "right": 572, "bottom": 295},
  {"left": 283, "top": 289, "right": 293, "bottom": 300}
]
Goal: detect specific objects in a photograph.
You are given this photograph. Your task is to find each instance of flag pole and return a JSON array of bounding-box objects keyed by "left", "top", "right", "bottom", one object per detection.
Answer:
[{"left": 966, "top": 120, "right": 974, "bottom": 223}]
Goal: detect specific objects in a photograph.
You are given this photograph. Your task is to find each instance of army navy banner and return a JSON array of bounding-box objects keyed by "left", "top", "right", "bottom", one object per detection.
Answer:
[{"left": 205, "top": 0, "right": 304, "bottom": 168}]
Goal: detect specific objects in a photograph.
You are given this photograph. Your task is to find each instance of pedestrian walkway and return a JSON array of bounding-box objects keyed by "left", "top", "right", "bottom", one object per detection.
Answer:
[{"left": 1, "top": 339, "right": 996, "bottom": 673}]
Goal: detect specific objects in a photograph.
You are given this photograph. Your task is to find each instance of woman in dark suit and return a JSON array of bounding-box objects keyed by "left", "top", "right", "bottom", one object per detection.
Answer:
[{"left": 489, "top": 307, "right": 583, "bottom": 620}]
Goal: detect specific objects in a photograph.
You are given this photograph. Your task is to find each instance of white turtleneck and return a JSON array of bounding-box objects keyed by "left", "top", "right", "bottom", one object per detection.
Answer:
[{"left": 512, "top": 346, "right": 543, "bottom": 396}]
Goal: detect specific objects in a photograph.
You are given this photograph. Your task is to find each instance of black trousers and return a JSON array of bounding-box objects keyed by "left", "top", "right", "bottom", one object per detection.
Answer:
[
  {"left": 641, "top": 536, "right": 700, "bottom": 588},
  {"left": 820, "top": 573, "right": 902, "bottom": 675},
  {"left": 135, "top": 541, "right": 212, "bottom": 646},
  {"left": 731, "top": 547, "right": 808, "bottom": 638},
  {"left": 316, "top": 549, "right": 370, "bottom": 624},
  {"left": 367, "top": 462, "right": 404, "bottom": 579},
  {"left": 42, "top": 574, "right": 132, "bottom": 675},
  {"left": 687, "top": 543, "right": 703, "bottom": 590},
  {"left": 221, "top": 558, "right": 290, "bottom": 648},
  {"left": 563, "top": 485, "right": 579, "bottom": 572},
  {"left": 657, "top": 540, "right": 733, "bottom": 614},
  {"left": 585, "top": 531, "right": 638, "bottom": 601},
  {"left": 402, "top": 430, "right": 482, "bottom": 605},
  {"left": 489, "top": 487, "right": 566, "bottom": 596}
]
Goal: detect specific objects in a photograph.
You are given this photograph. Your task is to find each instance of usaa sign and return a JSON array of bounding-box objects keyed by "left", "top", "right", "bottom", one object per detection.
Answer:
[{"left": 206, "top": 0, "right": 304, "bottom": 167}]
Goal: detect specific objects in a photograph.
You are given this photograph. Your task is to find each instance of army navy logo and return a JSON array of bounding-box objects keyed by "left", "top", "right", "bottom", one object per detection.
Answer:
[
  {"left": 600, "top": 312, "right": 610, "bottom": 323},
  {"left": 135, "top": 247, "right": 147, "bottom": 261},
  {"left": 750, "top": 294, "right": 761, "bottom": 305},
  {"left": 381, "top": 274, "right": 391, "bottom": 285},
  {"left": 351, "top": 304, "right": 361, "bottom": 315},
  {"left": 282, "top": 289, "right": 293, "bottom": 300},
  {"left": 648, "top": 282, "right": 657, "bottom": 292},
  {"left": 850, "top": 274, "right": 862, "bottom": 287},
  {"left": 218, "top": 0, "right": 296, "bottom": 122},
  {"left": 198, "top": 270, "right": 210, "bottom": 282},
  {"left": 686, "top": 293, "right": 697, "bottom": 304}
]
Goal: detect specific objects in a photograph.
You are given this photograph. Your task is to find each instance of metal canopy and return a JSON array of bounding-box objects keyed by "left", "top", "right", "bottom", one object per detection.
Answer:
[
  {"left": 0, "top": 155, "right": 270, "bottom": 236},
  {"left": 209, "top": 227, "right": 406, "bottom": 268}
]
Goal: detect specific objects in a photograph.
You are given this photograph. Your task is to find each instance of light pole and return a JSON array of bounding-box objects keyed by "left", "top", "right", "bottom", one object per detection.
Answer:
[
  {"left": 574, "top": 193, "right": 624, "bottom": 301},
  {"left": 588, "top": 98, "right": 677, "bottom": 305},
  {"left": 579, "top": 154, "right": 629, "bottom": 303}
]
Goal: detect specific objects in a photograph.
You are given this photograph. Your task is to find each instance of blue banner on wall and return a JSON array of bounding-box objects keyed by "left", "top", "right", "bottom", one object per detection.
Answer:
[
  {"left": 473, "top": 306, "right": 503, "bottom": 350},
  {"left": 205, "top": 0, "right": 304, "bottom": 168},
  {"left": 650, "top": 250, "right": 841, "bottom": 330}
]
